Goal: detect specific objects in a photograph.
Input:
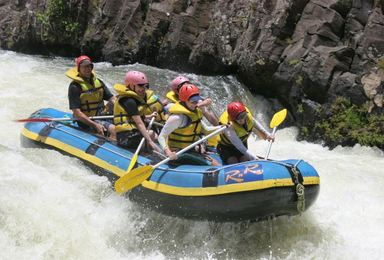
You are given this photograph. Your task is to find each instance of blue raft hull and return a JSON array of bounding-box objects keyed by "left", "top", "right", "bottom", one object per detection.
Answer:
[{"left": 21, "top": 108, "right": 320, "bottom": 221}]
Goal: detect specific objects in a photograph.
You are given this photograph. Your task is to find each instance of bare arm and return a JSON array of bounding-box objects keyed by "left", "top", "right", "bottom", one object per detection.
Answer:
[
  {"left": 201, "top": 106, "right": 219, "bottom": 126},
  {"left": 197, "top": 98, "right": 212, "bottom": 107},
  {"left": 105, "top": 96, "right": 116, "bottom": 113},
  {"left": 158, "top": 114, "right": 184, "bottom": 159},
  {"left": 201, "top": 120, "right": 222, "bottom": 132},
  {"left": 131, "top": 115, "right": 161, "bottom": 152},
  {"left": 223, "top": 125, "right": 256, "bottom": 159},
  {"left": 252, "top": 117, "right": 274, "bottom": 141},
  {"left": 197, "top": 98, "right": 219, "bottom": 126}
]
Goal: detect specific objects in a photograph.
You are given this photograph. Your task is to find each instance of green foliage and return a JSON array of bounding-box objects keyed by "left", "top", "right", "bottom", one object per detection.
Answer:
[
  {"left": 295, "top": 75, "right": 303, "bottom": 86},
  {"left": 300, "top": 126, "right": 309, "bottom": 137},
  {"left": 256, "top": 59, "right": 265, "bottom": 65},
  {"left": 285, "top": 37, "right": 294, "bottom": 45},
  {"left": 314, "top": 97, "right": 384, "bottom": 148},
  {"left": 378, "top": 58, "right": 384, "bottom": 71},
  {"left": 297, "top": 103, "right": 304, "bottom": 114},
  {"left": 126, "top": 38, "right": 137, "bottom": 49},
  {"left": 63, "top": 21, "right": 79, "bottom": 33},
  {"left": 250, "top": 2, "right": 258, "bottom": 12},
  {"left": 36, "top": 12, "right": 49, "bottom": 25},
  {"left": 37, "top": 0, "right": 80, "bottom": 40},
  {"left": 288, "top": 59, "right": 300, "bottom": 66}
]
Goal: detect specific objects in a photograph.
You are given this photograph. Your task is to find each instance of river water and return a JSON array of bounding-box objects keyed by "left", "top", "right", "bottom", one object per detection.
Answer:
[{"left": 0, "top": 50, "right": 383, "bottom": 260}]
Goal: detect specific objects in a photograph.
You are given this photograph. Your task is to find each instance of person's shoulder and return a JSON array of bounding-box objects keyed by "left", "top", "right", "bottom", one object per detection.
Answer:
[
  {"left": 121, "top": 96, "right": 136, "bottom": 101},
  {"left": 68, "top": 82, "right": 82, "bottom": 93},
  {"left": 165, "top": 113, "right": 184, "bottom": 127},
  {"left": 96, "top": 77, "right": 107, "bottom": 86},
  {"left": 69, "top": 81, "right": 81, "bottom": 89}
]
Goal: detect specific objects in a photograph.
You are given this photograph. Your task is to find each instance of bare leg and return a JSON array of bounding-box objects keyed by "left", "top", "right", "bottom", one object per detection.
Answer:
[{"left": 108, "top": 124, "right": 116, "bottom": 141}]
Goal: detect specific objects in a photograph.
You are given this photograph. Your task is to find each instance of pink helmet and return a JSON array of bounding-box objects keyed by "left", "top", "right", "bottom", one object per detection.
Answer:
[
  {"left": 124, "top": 71, "right": 148, "bottom": 87},
  {"left": 171, "top": 75, "right": 190, "bottom": 92}
]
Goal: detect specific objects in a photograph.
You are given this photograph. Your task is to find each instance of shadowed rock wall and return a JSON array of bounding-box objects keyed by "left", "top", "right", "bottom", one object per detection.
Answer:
[{"left": 1, "top": 0, "right": 383, "bottom": 149}]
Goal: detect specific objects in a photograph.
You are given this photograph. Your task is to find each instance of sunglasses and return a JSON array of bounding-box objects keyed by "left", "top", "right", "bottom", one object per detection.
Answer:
[
  {"left": 236, "top": 112, "right": 247, "bottom": 121},
  {"left": 189, "top": 100, "right": 199, "bottom": 105},
  {"left": 136, "top": 83, "right": 149, "bottom": 88},
  {"left": 80, "top": 64, "right": 93, "bottom": 69}
]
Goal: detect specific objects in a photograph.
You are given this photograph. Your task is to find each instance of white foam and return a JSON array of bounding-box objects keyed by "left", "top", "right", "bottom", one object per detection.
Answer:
[{"left": 1, "top": 50, "right": 384, "bottom": 259}]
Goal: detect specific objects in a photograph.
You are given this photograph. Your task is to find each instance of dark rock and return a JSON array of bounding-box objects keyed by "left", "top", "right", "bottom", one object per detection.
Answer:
[
  {"left": 328, "top": 71, "right": 367, "bottom": 105},
  {"left": 1, "top": 0, "right": 384, "bottom": 149},
  {"left": 298, "top": 98, "right": 322, "bottom": 126}
]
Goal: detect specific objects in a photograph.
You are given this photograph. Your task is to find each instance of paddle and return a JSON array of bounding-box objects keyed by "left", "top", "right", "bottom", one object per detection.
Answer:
[
  {"left": 114, "top": 125, "right": 227, "bottom": 194},
  {"left": 126, "top": 117, "right": 156, "bottom": 173},
  {"left": 15, "top": 116, "right": 165, "bottom": 128},
  {"left": 264, "top": 108, "right": 287, "bottom": 160},
  {"left": 15, "top": 115, "right": 114, "bottom": 123}
]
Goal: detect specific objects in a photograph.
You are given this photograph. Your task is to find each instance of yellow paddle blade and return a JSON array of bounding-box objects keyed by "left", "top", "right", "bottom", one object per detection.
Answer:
[
  {"left": 270, "top": 109, "right": 287, "bottom": 128},
  {"left": 126, "top": 153, "right": 138, "bottom": 173},
  {"left": 114, "top": 165, "right": 154, "bottom": 194}
]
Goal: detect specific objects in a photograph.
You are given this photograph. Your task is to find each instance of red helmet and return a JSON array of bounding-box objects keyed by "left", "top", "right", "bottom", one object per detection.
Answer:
[
  {"left": 227, "top": 101, "right": 246, "bottom": 120},
  {"left": 171, "top": 76, "right": 190, "bottom": 92},
  {"left": 76, "top": 55, "right": 92, "bottom": 67},
  {"left": 178, "top": 83, "right": 200, "bottom": 102},
  {"left": 124, "top": 71, "right": 148, "bottom": 87}
]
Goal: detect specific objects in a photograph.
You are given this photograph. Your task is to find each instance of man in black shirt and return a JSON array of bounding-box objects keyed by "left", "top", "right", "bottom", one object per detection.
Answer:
[{"left": 66, "top": 55, "right": 116, "bottom": 139}]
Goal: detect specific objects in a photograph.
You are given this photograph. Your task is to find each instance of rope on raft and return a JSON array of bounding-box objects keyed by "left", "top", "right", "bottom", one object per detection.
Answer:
[{"left": 48, "top": 122, "right": 305, "bottom": 175}]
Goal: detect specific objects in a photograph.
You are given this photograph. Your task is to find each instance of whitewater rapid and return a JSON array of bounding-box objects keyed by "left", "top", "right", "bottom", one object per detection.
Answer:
[{"left": 0, "top": 50, "right": 383, "bottom": 260}]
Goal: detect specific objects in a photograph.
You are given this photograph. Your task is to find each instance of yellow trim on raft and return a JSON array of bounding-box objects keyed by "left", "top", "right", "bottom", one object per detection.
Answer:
[
  {"left": 22, "top": 126, "right": 320, "bottom": 196},
  {"left": 141, "top": 176, "right": 320, "bottom": 196},
  {"left": 21, "top": 127, "right": 127, "bottom": 177}
]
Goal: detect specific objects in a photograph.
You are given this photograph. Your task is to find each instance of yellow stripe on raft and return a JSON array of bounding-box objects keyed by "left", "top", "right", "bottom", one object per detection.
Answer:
[
  {"left": 141, "top": 176, "right": 319, "bottom": 196},
  {"left": 21, "top": 127, "right": 127, "bottom": 177},
  {"left": 22, "top": 127, "right": 320, "bottom": 196}
]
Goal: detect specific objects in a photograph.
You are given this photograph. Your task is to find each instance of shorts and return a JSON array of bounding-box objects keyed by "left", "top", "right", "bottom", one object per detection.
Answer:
[
  {"left": 77, "top": 120, "right": 113, "bottom": 134},
  {"left": 94, "top": 120, "right": 113, "bottom": 130},
  {"left": 217, "top": 143, "right": 247, "bottom": 164},
  {"left": 77, "top": 120, "right": 113, "bottom": 132},
  {"left": 117, "top": 129, "right": 143, "bottom": 149}
]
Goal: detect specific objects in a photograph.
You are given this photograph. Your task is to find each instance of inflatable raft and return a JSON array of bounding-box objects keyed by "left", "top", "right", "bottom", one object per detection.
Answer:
[{"left": 20, "top": 108, "right": 320, "bottom": 221}]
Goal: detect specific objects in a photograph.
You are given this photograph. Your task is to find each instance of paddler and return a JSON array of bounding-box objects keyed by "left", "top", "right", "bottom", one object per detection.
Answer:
[
  {"left": 66, "top": 55, "right": 116, "bottom": 139},
  {"left": 158, "top": 84, "right": 221, "bottom": 165},
  {"left": 217, "top": 101, "right": 274, "bottom": 164},
  {"left": 164, "top": 75, "right": 219, "bottom": 126},
  {"left": 113, "top": 70, "right": 162, "bottom": 153}
]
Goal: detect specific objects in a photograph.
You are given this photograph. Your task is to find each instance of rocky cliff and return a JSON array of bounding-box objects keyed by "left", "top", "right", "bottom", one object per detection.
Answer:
[{"left": 0, "top": 0, "right": 383, "bottom": 149}]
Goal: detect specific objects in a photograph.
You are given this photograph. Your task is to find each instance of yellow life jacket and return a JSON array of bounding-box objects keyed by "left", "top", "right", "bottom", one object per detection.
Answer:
[
  {"left": 167, "top": 103, "right": 204, "bottom": 150},
  {"left": 113, "top": 84, "right": 155, "bottom": 133},
  {"left": 166, "top": 90, "right": 179, "bottom": 103},
  {"left": 147, "top": 91, "right": 168, "bottom": 123},
  {"left": 66, "top": 67, "right": 104, "bottom": 117},
  {"left": 165, "top": 90, "right": 217, "bottom": 147},
  {"left": 218, "top": 107, "right": 254, "bottom": 146},
  {"left": 207, "top": 135, "right": 219, "bottom": 147}
]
